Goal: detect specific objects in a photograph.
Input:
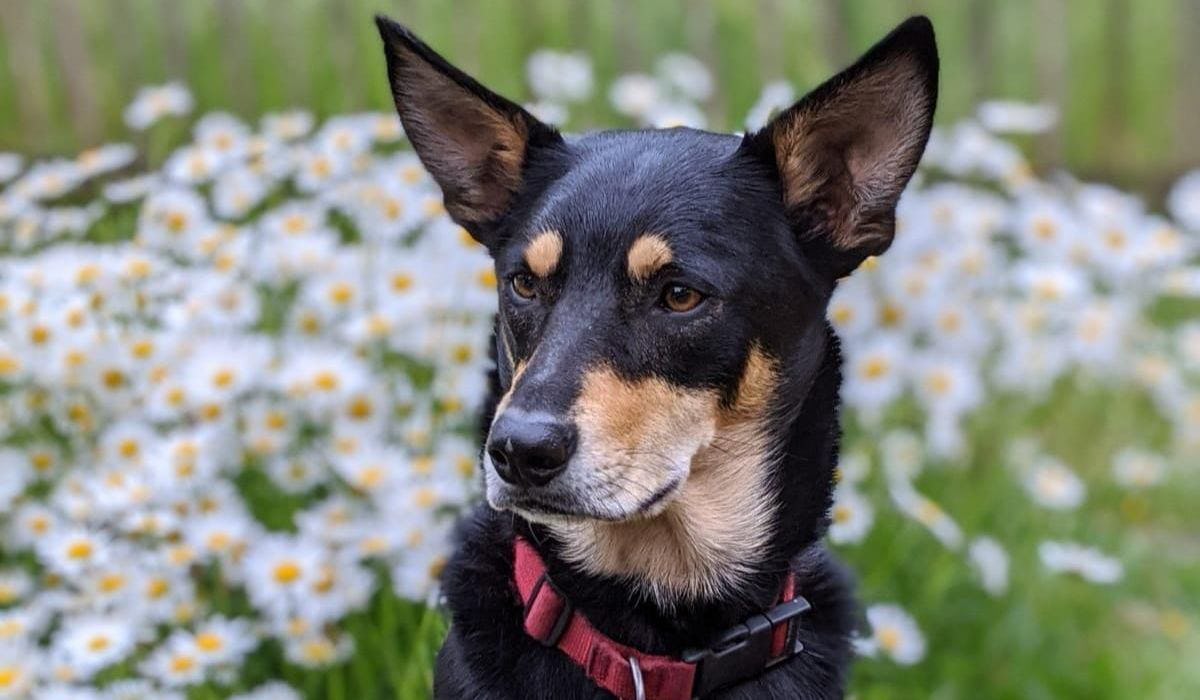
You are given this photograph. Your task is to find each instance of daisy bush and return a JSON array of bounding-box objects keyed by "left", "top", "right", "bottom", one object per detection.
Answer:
[{"left": 1, "top": 50, "right": 1198, "bottom": 699}]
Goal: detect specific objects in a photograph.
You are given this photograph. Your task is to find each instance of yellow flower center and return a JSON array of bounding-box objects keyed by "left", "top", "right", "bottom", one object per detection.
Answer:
[
  {"left": 313, "top": 371, "right": 340, "bottom": 392},
  {"left": 170, "top": 654, "right": 196, "bottom": 674},
  {"left": 860, "top": 357, "right": 891, "bottom": 380},
  {"left": 0, "top": 666, "right": 18, "bottom": 688},
  {"left": 329, "top": 282, "right": 355, "bottom": 305},
  {"left": 878, "top": 626, "right": 901, "bottom": 652},
  {"left": 273, "top": 561, "right": 302, "bottom": 584},
  {"left": 390, "top": 272, "right": 414, "bottom": 292},
  {"left": 196, "top": 632, "right": 224, "bottom": 653},
  {"left": 66, "top": 540, "right": 93, "bottom": 560},
  {"left": 212, "top": 368, "right": 235, "bottom": 389},
  {"left": 98, "top": 573, "right": 126, "bottom": 593},
  {"left": 118, "top": 439, "right": 140, "bottom": 459},
  {"left": 165, "top": 212, "right": 188, "bottom": 234}
]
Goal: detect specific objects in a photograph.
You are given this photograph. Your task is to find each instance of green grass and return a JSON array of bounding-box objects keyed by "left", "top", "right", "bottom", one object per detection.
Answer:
[{"left": 844, "top": 382, "right": 1199, "bottom": 698}]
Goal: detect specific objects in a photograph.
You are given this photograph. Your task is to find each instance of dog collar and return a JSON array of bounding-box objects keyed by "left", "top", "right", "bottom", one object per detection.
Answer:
[{"left": 513, "top": 536, "right": 811, "bottom": 700}]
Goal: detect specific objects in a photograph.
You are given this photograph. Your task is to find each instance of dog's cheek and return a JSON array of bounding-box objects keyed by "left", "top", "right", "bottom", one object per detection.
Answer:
[{"left": 570, "top": 366, "right": 718, "bottom": 503}]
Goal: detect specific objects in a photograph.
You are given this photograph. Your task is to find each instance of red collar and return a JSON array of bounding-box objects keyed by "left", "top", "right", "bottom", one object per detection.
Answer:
[{"left": 513, "top": 536, "right": 810, "bottom": 700}]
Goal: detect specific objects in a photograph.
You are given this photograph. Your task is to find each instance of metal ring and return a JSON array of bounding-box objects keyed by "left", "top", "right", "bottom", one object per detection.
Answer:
[{"left": 628, "top": 655, "right": 646, "bottom": 700}]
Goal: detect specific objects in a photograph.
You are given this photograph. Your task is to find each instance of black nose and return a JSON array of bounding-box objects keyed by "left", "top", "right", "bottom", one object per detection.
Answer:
[{"left": 486, "top": 410, "right": 576, "bottom": 487}]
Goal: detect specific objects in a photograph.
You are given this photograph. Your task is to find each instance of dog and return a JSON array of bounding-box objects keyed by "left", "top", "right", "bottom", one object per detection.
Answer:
[{"left": 376, "top": 14, "right": 937, "bottom": 699}]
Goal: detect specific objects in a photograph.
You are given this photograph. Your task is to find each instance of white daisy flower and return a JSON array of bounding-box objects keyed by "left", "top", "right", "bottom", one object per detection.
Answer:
[
  {"left": 828, "top": 486, "right": 874, "bottom": 545},
  {"left": 1021, "top": 455, "right": 1086, "bottom": 510},
  {"left": 124, "top": 82, "right": 193, "bottom": 130},
  {"left": 1039, "top": 541, "right": 1123, "bottom": 584},
  {"left": 968, "top": 536, "right": 1009, "bottom": 596},
  {"left": 1111, "top": 448, "right": 1166, "bottom": 489},
  {"left": 54, "top": 616, "right": 136, "bottom": 680},
  {"left": 862, "top": 604, "right": 927, "bottom": 665}
]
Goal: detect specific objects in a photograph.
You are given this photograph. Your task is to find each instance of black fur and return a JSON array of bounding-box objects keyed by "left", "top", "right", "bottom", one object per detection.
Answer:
[{"left": 376, "top": 14, "right": 939, "bottom": 699}]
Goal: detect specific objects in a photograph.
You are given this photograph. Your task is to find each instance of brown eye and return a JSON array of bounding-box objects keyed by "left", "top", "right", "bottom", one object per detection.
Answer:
[
  {"left": 511, "top": 273, "right": 537, "bottom": 300},
  {"left": 662, "top": 284, "right": 704, "bottom": 313}
]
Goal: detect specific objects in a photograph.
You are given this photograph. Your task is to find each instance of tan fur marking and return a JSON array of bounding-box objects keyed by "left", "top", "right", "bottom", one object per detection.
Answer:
[
  {"left": 493, "top": 360, "right": 528, "bottom": 417},
  {"left": 523, "top": 230, "right": 564, "bottom": 278},
  {"left": 573, "top": 366, "right": 715, "bottom": 462},
  {"left": 550, "top": 347, "right": 780, "bottom": 602},
  {"left": 626, "top": 234, "right": 673, "bottom": 282}
]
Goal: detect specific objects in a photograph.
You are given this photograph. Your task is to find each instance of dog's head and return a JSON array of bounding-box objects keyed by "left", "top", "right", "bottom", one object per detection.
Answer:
[{"left": 378, "top": 16, "right": 936, "bottom": 594}]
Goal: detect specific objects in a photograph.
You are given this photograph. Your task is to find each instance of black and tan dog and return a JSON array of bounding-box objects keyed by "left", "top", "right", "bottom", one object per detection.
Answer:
[{"left": 377, "top": 15, "right": 937, "bottom": 699}]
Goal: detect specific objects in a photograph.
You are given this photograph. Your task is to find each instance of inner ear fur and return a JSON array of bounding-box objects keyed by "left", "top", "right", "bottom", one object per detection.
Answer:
[
  {"left": 746, "top": 16, "right": 938, "bottom": 276},
  {"left": 376, "top": 16, "right": 562, "bottom": 238}
]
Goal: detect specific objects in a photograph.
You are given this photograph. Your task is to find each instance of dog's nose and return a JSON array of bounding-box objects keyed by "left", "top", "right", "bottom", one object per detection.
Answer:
[{"left": 486, "top": 410, "right": 576, "bottom": 487}]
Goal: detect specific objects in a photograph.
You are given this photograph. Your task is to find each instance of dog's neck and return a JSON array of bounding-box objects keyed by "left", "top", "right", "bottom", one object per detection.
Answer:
[{"left": 516, "top": 329, "right": 844, "bottom": 649}]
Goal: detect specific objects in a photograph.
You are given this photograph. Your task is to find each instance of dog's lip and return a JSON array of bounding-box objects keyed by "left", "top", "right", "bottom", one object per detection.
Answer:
[
  {"left": 508, "top": 475, "right": 685, "bottom": 522},
  {"left": 631, "top": 475, "right": 684, "bottom": 516}
]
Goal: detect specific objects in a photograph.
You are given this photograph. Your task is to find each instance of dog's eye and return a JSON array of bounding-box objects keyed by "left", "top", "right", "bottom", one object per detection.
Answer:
[
  {"left": 511, "top": 272, "right": 537, "bottom": 300},
  {"left": 662, "top": 284, "right": 704, "bottom": 313}
]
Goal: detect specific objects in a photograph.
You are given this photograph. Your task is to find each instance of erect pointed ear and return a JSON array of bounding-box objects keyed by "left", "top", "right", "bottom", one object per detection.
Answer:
[
  {"left": 744, "top": 16, "right": 938, "bottom": 278},
  {"left": 375, "top": 16, "right": 562, "bottom": 244}
]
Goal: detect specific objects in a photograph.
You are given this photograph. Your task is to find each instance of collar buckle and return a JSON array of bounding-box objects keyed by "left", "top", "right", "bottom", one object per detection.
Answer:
[
  {"left": 681, "top": 595, "right": 812, "bottom": 698},
  {"left": 524, "top": 572, "right": 574, "bottom": 647}
]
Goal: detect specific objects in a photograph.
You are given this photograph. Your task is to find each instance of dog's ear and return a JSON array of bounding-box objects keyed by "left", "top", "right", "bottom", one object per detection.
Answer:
[
  {"left": 376, "top": 16, "right": 562, "bottom": 245},
  {"left": 744, "top": 16, "right": 938, "bottom": 278}
]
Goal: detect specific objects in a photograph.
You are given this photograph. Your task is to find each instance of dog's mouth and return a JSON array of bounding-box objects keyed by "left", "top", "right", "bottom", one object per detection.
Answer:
[{"left": 486, "top": 467, "right": 687, "bottom": 524}]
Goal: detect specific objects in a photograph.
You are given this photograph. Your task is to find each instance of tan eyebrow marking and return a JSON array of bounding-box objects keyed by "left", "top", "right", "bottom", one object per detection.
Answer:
[
  {"left": 626, "top": 234, "right": 673, "bottom": 282},
  {"left": 523, "top": 230, "right": 564, "bottom": 278}
]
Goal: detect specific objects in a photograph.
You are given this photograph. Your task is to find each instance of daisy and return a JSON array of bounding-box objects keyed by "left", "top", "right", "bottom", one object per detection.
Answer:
[
  {"left": 265, "top": 453, "right": 327, "bottom": 494},
  {"left": 0, "top": 447, "right": 32, "bottom": 511},
  {"left": 54, "top": 616, "right": 136, "bottom": 680},
  {"left": 283, "top": 631, "right": 353, "bottom": 669},
  {"left": 189, "top": 615, "right": 258, "bottom": 667},
  {"left": 977, "top": 100, "right": 1057, "bottom": 134},
  {"left": 1167, "top": 168, "right": 1200, "bottom": 231},
  {"left": 140, "top": 635, "right": 205, "bottom": 687},
  {"left": 828, "top": 486, "right": 874, "bottom": 545},
  {"left": 968, "top": 536, "right": 1009, "bottom": 596},
  {"left": 0, "top": 643, "right": 38, "bottom": 698},
  {"left": 879, "top": 429, "right": 925, "bottom": 483},
  {"left": 609, "top": 74, "right": 661, "bottom": 119},
  {"left": 827, "top": 276, "right": 878, "bottom": 341},
  {"left": 655, "top": 53, "right": 713, "bottom": 101},
  {"left": 38, "top": 527, "right": 109, "bottom": 578},
  {"left": 1022, "top": 455, "right": 1086, "bottom": 510},
  {"left": 163, "top": 145, "right": 224, "bottom": 185},
  {"left": 0, "top": 153, "right": 23, "bottom": 183},
  {"left": 744, "top": 81, "right": 795, "bottom": 131},
  {"left": 1111, "top": 448, "right": 1167, "bottom": 489},
  {"left": 262, "top": 111, "right": 315, "bottom": 142},
  {"left": 0, "top": 570, "right": 33, "bottom": 607},
  {"left": 212, "top": 166, "right": 270, "bottom": 220},
  {"left": 241, "top": 534, "right": 326, "bottom": 620},
  {"left": 138, "top": 187, "right": 209, "bottom": 252},
  {"left": 526, "top": 50, "right": 594, "bottom": 103},
  {"left": 889, "top": 481, "right": 963, "bottom": 550},
  {"left": 861, "top": 604, "right": 926, "bottom": 665},
  {"left": 1039, "top": 541, "right": 1123, "bottom": 584},
  {"left": 842, "top": 334, "right": 910, "bottom": 420},
  {"left": 124, "top": 82, "right": 193, "bottom": 130}
]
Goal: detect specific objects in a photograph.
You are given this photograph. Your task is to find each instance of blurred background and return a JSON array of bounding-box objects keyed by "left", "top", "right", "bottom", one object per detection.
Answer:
[
  {"left": 1, "top": 0, "right": 1198, "bottom": 196},
  {"left": 1, "top": 2, "right": 1198, "bottom": 700}
]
